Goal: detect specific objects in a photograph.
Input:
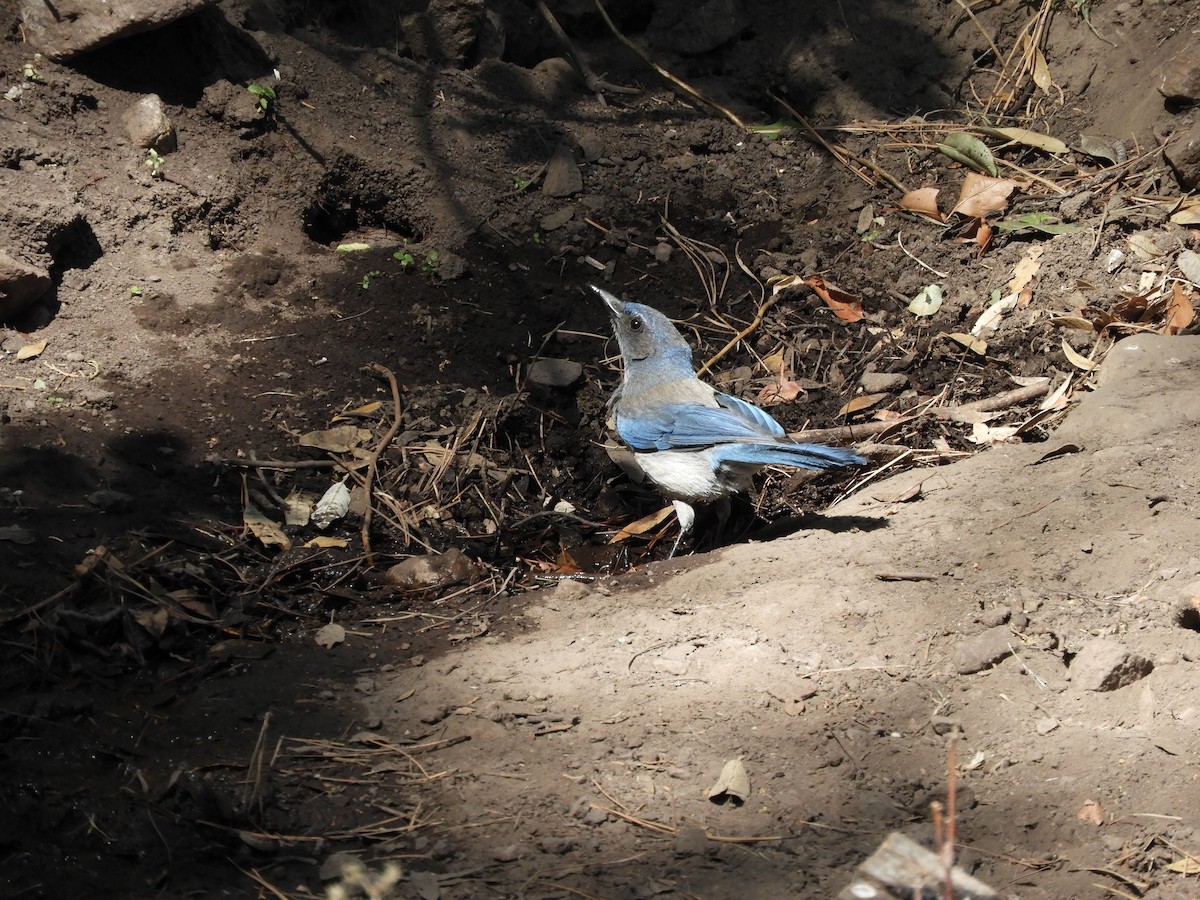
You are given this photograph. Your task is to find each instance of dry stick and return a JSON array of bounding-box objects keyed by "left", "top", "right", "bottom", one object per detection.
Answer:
[
  {"left": 949, "top": 0, "right": 1002, "bottom": 59},
  {"left": 218, "top": 457, "right": 340, "bottom": 469},
  {"left": 536, "top": 0, "right": 638, "bottom": 103},
  {"left": 697, "top": 294, "right": 781, "bottom": 378},
  {"left": 592, "top": 0, "right": 748, "bottom": 130},
  {"left": 770, "top": 91, "right": 909, "bottom": 195},
  {"left": 361, "top": 363, "right": 405, "bottom": 564}
]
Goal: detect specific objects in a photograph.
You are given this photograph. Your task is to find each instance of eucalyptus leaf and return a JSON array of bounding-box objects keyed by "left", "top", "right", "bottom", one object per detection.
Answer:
[
  {"left": 937, "top": 132, "right": 998, "bottom": 177},
  {"left": 908, "top": 283, "right": 943, "bottom": 317},
  {"left": 993, "top": 212, "right": 1080, "bottom": 235}
]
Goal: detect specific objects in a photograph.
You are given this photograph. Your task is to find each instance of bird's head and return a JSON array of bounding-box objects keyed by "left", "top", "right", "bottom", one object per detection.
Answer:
[{"left": 590, "top": 285, "right": 694, "bottom": 371}]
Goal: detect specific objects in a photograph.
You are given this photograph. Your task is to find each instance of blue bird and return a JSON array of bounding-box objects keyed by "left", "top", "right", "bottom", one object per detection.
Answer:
[{"left": 594, "top": 284, "right": 866, "bottom": 555}]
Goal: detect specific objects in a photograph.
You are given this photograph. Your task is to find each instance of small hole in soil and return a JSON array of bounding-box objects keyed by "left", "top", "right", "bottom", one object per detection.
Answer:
[{"left": 1177, "top": 604, "right": 1200, "bottom": 632}]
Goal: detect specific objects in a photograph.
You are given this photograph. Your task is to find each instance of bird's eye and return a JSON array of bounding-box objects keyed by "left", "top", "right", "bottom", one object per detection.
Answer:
[{"left": 630, "top": 317, "right": 643, "bottom": 331}]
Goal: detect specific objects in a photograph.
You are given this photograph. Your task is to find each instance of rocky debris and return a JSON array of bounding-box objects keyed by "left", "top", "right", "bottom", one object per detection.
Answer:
[
  {"left": 543, "top": 143, "right": 583, "bottom": 197},
  {"left": 0, "top": 250, "right": 51, "bottom": 321},
  {"left": 385, "top": 548, "right": 476, "bottom": 591},
  {"left": 122, "top": 94, "right": 176, "bottom": 153},
  {"left": 1164, "top": 122, "right": 1200, "bottom": 190},
  {"left": 538, "top": 207, "right": 575, "bottom": 232},
  {"left": 654, "top": 0, "right": 750, "bottom": 55},
  {"left": 526, "top": 358, "right": 583, "bottom": 388},
  {"left": 1070, "top": 639, "right": 1154, "bottom": 692},
  {"left": 200, "top": 80, "right": 267, "bottom": 136},
  {"left": 17, "top": 0, "right": 219, "bottom": 61},
  {"left": 954, "top": 624, "right": 1014, "bottom": 674},
  {"left": 1159, "top": 51, "right": 1200, "bottom": 105},
  {"left": 859, "top": 372, "right": 909, "bottom": 393},
  {"left": 402, "top": 0, "right": 486, "bottom": 67}
]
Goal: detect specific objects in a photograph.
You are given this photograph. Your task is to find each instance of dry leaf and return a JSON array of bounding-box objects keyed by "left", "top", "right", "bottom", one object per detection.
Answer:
[
  {"left": 16, "top": 339, "right": 48, "bottom": 360},
  {"left": 1049, "top": 315, "right": 1094, "bottom": 331},
  {"left": 243, "top": 501, "right": 292, "bottom": 549},
  {"left": 908, "top": 283, "right": 943, "bottom": 317},
  {"left": 304, "top": 536, "right": 349, "bottom": 549},
  {"left": 1008, "top": 246, "right": 1044, "bottom": 295},
  {"left": 899, "top": 187, "right": 945, "bottom": 222},
  {"left": 707, "top": 758, "right": 751, "bottom": 805},
  {"left": 972, "top": 293, "right": 1018, "bottom": 338},
  {"left": 952, "top": 173, "right": 1019, "bottom": 218},
  {"left": 314, "top": 622, "right": 346, "bottom": 649},
  {"left": 1061, "top": 339, "right": 1098, "bottom": 372},
  {"left": 1025, "top": 36, "right": 1052, "bottom": 91},
  {"left": 838, "top": 393, "right": 888, "bottom": 416},
  {"left": 976, "top": 126, "right": 1068, "bottom": 155},
  {"left": 804, "top": 276, "right": 864, "bottom": 323},
  {"left": 974, "top": 217, "right": 993, "bottom": 257},
  {"left": 299, "top": 425, "right": 373, "bottom": 453},
  {"left": 758, "top": 377, "right": 805, "bottom": 406},
  {"left": 944, "top": 332, "right": 987, "bottom": 355},
  {"left": 761, "top": 348, "right": 785, "bottom": 374},
  {"left": 610, "top": 505, "right": 675, "bottom": 543},
  {"left": 1166, "top": 854, "right": 1200, "bottom": 875},
  {"left": 1164, "top": 283, "right": 1195, "bottom": 335},
  {"left": 1075, "top": 799, "right": 1105, "bottom": 826}
]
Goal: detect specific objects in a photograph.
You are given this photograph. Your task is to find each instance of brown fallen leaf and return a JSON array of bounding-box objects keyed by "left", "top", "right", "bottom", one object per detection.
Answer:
[
  {"left": 899, "top": 186, "right": 945, "bottom": 222},
  {"left": 1164, "top": 283, "right": 1195, "bottom": 335},
  {"left": 299, "top": 425, "right": 373, "bottom": 453},
  {"left": 1075, "top": 798, "right": 1104, "bottom": 826},
  {"left": 243, "top": 501, "right": 292, "bottom": 549},
  {"left": 610, "top": 505, "right": 675, "bottom": 543},
  {"left": 951, "top": 173, "right": 1020, "bottom": 218},
  {"left": 16, "top": 339, "right": 48, "bottom": 361},
  {"left": 758, "top": 377, "right": 805, "bottom": 406},
  {"left": 838, "top": 393, "right": 889, "bottom": 416},
  {"left": 804, "top": 275, "right": 864, "bottom": 323}
]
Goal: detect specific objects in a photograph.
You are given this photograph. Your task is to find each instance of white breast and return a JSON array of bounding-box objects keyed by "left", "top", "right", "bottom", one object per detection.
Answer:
[{"left": 636, "top": 448, "right": 758, "bottom": 502}]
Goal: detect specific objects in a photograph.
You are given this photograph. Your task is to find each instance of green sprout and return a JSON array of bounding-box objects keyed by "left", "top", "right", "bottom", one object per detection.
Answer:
[
  {"left": 23, "top": 55, "right": 45, "bottom": 83},
  {"left": 145, "top": 148, "right": 163, "bottom": 178},
  {"left": 420, "top": 250, "right": 440, "bottom": 275},
  {"left": 393, "top": 250, "right": 415, "bottom": 269},
  {"left": 129, "top": 285, "right": 143, "bottom": 297},
  {"left": 247, "top": 83, "right": 277, "bottom": 113},
  {"left": 360, "top": 270, "right": 382, "bottom": 289}
]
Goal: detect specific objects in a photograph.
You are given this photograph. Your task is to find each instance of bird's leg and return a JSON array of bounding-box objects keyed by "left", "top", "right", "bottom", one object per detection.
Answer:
[{"left": 668, "top": 499, "right": 696, "bottom": 558}]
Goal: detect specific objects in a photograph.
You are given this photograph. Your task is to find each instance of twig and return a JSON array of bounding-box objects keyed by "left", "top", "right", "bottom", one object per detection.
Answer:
[
  {"left": 218, "top": 457, "right": 340, "bottom": 469},
  {"left": 537, "top": 1, "right": 638, "bottom": 103},
  {"left": 770, "top": 91, "right": 909, "bottom": 194},
  {"left": 361, "top": 363, "right": 405, "bottom": 563},
  {"left": 592, "top": 0, "right": 747, "bottom": 129},
  {"left": 697, "top": 294, "right": 781, "bottom": 378}
]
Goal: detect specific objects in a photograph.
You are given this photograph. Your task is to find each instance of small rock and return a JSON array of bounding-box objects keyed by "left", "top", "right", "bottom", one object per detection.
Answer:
[
  {"left": 654, "top": 242, "right": 673, "bottom": 264},
  {"left": 426, "top": 0, "right": 485, "bottom": 66},
  {"left": 1071, "top": 639, "right": 1154, "bottom": 692},
  {"left": 858, "top": 372, "right": 908, "bottom": 393},
  {"left": 526, "top": 358, "right": 583, "bottom": 388},
  {"left": 1035, "top": 717, "right": 1060, "bottom": 735},
  {"left": 955, "top": 624, "right": 1013, "bottom": 674},
  {"left": 673, "top": 822, "right": 709, "bottom": 856},
  {"left": 543, "top": 143, "right": 583, "bottom": 197},
  {"left": 122, "top": 94, "right": 176, "bottom": 153},
  {"left": 578, "top": 133, "right": 605, "bottom": 163},
  {"left": 537, "top": 836, "right": 574, "bottom": 855},
  {"left": 552, "top": 579, "right": 591, "bottom": 603},
  {"left": 1164, "top": 122, "right": 1200, "bottom": 191},
  {"left": 1177, "top": 249, "right": 1200, "bottom": 288},
  {"left": 1058, "top": 190, "right": 1093, "bottom": 221},
  {"left": 0, "top": 251, "right": 52, "bottom": 321},
  {"left": 538, "top": 207, "right": 575, "bottom": 232},
  {"left": 385, "top": 548, "right": 475, "bottom": 591},
  {"left": 1159, "top": 50, "right": 1200, "bottom": 104},
  {"left": 86, "top": 489, "right": 133, "bottom": 513},
  {"left": 492, "top": 844, "right": 522, "bottom": 862},
  {"left": 581, "top": 805, "right": 610, "bottom": 825}
]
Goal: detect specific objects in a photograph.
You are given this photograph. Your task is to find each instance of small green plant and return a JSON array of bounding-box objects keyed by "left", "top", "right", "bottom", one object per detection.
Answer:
[
  {"left": 393, "top": 250, "right": 415, "bottom": 269},
  {"left": 513, "top": 176, "right": 531, "bottom": 190},
  {"left": 247, "top": 83, "right": 277, "bottom": 114},
  {"left": 144, "top": 148, "right": 163, "bottom": 178},
  {"left": 129, "top": 285, "right": 143, "bottom": 297},
  {"left": 531, "top": 232, "right": 542, "bottom": 244},
  {"left": 360, "top": 270, "right": 382, "bottom": 289},
  {"left": 419, "top": 250, "right": 440, "bottom": 275}
]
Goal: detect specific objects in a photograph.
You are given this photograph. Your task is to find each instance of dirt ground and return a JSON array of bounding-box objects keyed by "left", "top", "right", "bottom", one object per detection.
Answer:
[{"left": 2, "top": 0, "right": 1200, "bottom": 897}]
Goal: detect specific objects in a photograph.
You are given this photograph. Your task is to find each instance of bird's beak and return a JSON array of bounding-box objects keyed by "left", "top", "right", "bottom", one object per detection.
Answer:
[{"left": 589, "top": 284, "right": 624, "bottom": 317}]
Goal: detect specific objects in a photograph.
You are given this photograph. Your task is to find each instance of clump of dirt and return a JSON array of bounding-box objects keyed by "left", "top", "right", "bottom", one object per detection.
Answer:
[{"left": 2, "top": 0, "right": 1200, "bottom": 897}]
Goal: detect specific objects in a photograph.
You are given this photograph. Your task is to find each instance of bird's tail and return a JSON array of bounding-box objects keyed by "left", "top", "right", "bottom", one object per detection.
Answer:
[{"left": 713, "top": 442, "right": 866, "bottom": 471}]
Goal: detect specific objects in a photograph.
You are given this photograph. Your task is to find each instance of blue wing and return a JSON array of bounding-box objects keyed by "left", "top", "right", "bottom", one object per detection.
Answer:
[
  {"left": 616, "top": 401, "right": 784, "bottom": 451},
  {"left": 711, "top": 443, "right": 867, "bottom": 471},
  {"left": 714, "top": 391, "right": 786, "bottom": 438}
]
